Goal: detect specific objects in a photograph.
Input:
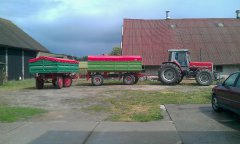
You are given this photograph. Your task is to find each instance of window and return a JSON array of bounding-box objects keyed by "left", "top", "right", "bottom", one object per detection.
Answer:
[
  {"left": 236, "top": 77, "right": 240, "bottom": 88},
  {"left": 224, "top": 73, "right": 239, "bottom": 87},
  {"left": 175, "top": 52, "right": 187, "bottom": 66},
  {"left": 216, "top": 66, "right": 223, "bottom": 72},
  {"left": 217, "top": 23, "right": 224, "bottom": 27}
]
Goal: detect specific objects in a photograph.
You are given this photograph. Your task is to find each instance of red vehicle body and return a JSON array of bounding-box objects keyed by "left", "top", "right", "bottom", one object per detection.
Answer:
[
  {"left": 212, "top": 72, "right": 240, "bottom": 115},
  {"left": 158, "top": 49, "right": 214, "bottom": 86}
]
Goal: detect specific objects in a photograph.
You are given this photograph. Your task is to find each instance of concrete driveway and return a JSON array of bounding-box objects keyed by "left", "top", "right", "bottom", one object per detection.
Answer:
[
  {"left": 165, "top": 104, "right": 240, "bottom": 144},
  {"left": 0, "top": 104, "right": 240, "bottom": 144}
]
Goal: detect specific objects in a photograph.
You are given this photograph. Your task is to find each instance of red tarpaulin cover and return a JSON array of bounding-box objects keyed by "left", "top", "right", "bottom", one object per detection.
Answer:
[
  {"left": 29, "top": 56, "right": 79, "bottom": 64},
  {"left": 88, "top": 56, "right": 142, "bottom": 61}
]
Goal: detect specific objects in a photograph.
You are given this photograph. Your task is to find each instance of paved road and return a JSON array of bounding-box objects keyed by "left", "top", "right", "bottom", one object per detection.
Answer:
[
  {"left": 1, "top": 104, "right": 240, "bottom": 144},
  {"left": 166, "top": 104, "right": 240, "bottom": 144},
  {"left": 0, "top": 121, "right": 181, "bottom": 144}
]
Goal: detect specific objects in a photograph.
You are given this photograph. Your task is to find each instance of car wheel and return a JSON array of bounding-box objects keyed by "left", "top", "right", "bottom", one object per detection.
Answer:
[{"left": 212, "top": 94, "right": 222, "bottom": 112}]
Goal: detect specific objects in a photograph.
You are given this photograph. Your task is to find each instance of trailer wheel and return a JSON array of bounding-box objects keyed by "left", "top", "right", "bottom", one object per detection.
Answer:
[
  {"left": 52, "top": 78, "right": 57, "bottom": 87},
  {"left": 63, "top": 77, "right": 72, "bottom": 87},
  {"left": 36, "top": 78, "right": 44, "bottom": 89},
  {"left": 158, "top": 63, "right": 182, "bottom": 85},
  {"left": 91, "top": 75, "right": 103, "bottom": 86},
  {"left": 123, "top": 74, "right": 135, "bottom": 85},
  {"left": 196, "top": 69, "right": 213, "bottom": 86},
  {"left": 134, "top": 76, "right": 139, "bottom": 84},
  {"left": 56, "top": 77, "right": 63, "bottom": 89}
]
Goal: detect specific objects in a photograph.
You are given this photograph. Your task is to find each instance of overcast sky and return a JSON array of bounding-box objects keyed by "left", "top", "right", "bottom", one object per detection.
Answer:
[{"left": 0, "top": 0, "right": 239, "bottom": 57}]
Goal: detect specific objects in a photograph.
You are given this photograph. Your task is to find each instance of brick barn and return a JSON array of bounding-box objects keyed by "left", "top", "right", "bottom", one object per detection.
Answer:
[{"left": 121, "top": 17, "right": 240, "bottom": 77}]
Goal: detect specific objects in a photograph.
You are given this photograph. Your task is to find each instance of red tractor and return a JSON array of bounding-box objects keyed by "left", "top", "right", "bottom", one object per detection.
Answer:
[{"left": 158, "top": 49, "right": 213, "bottom": 86}]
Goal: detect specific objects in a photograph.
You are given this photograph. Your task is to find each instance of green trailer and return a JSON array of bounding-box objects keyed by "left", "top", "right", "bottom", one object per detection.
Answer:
[
  {"left": 86, "top": 56, "right": 143, "bottom": 86},
  {"left": 29, "top": 56, "right": 79, "bottom": 89}
]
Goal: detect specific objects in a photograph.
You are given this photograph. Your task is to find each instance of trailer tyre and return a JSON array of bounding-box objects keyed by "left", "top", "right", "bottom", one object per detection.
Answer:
[
  {"left": 158, "top": 63, "right": 182, "bottom": 85},
  {"left": 91, "top": 75, "right": 103, "bottom": 86},
  {"left": 134, "top": 76, "right": 139, "bottom": 84},
  {"left": 196, "top": 69, "right": 213, "bottom": 86},
  {"left": 123, "top": 74, "right": 135, "bottom": 85},
  {"left": 63, "top": 77, "right": 72, "bottom": 87},
  {"left": 56, "top": 77, "right": 63, "bottom": 89},
  {"left": 52, "top": 78, "right": 57, "bottom": 87},
  {"left": 36, "top": 78, "right": 44, "bottom": 89}
]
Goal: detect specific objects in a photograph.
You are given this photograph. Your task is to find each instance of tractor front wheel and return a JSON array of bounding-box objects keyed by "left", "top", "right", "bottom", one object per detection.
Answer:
[
  {"left": 158, "top": 63, "right": 182, "bottom": 85},
  {"left": 196, "top": 69, "right": 213, "bottom": 86}
]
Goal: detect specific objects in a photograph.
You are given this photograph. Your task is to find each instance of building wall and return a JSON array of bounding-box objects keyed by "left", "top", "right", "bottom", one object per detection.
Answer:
[
  {"left": 24, "top": 50, "right": 36, "bottom": 79},
  {"left": 0, "top": 48, "right": 5, "bottom": 63},
  {"left": 8, "top": 48, "right": 22, "bottom": 80},
  {"left": 143, "top": 66, "right": 159, "bottom": 75},
  {"left": 0, "top": 47, "right": 36, "bottom": 80},
  {"left": 214, "top": 65, "right": 240, "bottom": 79}
]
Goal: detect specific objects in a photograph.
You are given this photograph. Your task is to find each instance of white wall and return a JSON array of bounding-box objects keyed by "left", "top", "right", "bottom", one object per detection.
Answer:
[{"left": 214, "top": 65, "right": 240, "bottom": 79}]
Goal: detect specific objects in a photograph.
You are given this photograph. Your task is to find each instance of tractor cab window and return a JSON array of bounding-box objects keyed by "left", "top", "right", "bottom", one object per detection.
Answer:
[{"left": 175, "top": 52, "right": 188, "bottom": 67}]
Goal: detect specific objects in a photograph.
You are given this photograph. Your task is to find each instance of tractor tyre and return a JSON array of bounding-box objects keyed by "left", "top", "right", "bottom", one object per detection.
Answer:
[
  {"left": 91, "top": 75, "right": 103, "bottom": 86},
  {"left": 177, "top": 75, "right": 184, "bottom": 84},
  {"left": 123, "top": 74, "right": 135, "bottom": 85},
  {"left": 158, "top": 63, "right": 182, "bottom": 85},
  {"left": 36, "top": 78, "right": 44, "bottom": 89},
  {"left": 196, "top": 69, "right": 213, "bottom": 86}
]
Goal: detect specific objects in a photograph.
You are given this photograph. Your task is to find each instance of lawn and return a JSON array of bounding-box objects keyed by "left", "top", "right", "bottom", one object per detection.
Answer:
[
  {"left": 82, "top": 86, "right": 212, "bottom": 122},
  {"left": 0, "top": 79, "right": 46, "bottom": 122},
  {"left": 0, "top": 106, "right": 46, "bottom": 122},
  {"left": 0, "top": 79, "right": 35, "bottom": 91}
]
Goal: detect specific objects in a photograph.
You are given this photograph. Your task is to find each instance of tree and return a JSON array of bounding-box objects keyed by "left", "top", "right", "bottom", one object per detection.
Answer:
[
  {"left": 79, "top": 56, "right": 88, "bottom": 61},
  {"left": 109, "top": 47, "right": 122, "bottom": 56}
]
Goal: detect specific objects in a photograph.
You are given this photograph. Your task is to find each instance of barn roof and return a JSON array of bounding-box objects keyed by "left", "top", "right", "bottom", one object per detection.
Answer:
[
  {"left": 0, "top": 18, "right": 49, "bottom": 52},
  {"left": 122, "top": 18, "right": 240, "bottom": 65}
]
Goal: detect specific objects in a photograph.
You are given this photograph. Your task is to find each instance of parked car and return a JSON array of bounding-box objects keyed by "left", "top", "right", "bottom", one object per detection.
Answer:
[{"left": 212, "top": 72, "right": 240, "bottom": 115}]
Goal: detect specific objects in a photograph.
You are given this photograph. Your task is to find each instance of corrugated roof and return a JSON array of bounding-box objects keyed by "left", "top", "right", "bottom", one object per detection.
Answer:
[
  {"left": 122, "top": 18, "right": 240, "bottom": 65},
  {"left": 0, "top": 18, "right": 49, "bottom": 52}
]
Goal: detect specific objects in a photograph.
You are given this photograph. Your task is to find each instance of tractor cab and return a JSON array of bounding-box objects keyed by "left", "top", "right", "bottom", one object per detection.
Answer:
[{"left": 168, "top": 49, "right": 190, "bottom": 68}]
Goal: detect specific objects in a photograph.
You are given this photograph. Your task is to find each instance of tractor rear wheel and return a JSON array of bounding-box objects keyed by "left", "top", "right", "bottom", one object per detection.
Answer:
[
  {"left": 91, "top": 75, "right": 103, "bottom": 86},
  {"left": 123, "top": 74, "right": 135, "bottom": 85},
  {"left": 158, "top": 63, "right": 182, "bottom": 85},
  {"left": 196, "top": 69, "right": 213, "bottom": 86}
]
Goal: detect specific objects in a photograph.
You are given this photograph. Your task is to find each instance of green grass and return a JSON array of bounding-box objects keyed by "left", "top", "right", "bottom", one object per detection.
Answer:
[
  {"left": 0, "top": 106, "right": 47, "bottom": 122},
  {"left": 83, "top": 104, "right": 111, "bottom": 112},
  {"left": 0, "top": 79, "right": 35, "bottom": 90},
  {"left": 82, "top": 87, "right": 212, "bottom": 122}
]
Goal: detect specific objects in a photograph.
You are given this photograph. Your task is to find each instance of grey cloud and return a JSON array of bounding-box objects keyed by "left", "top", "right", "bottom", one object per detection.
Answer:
[{"left": 0, "top": 0, "right": 239, "bottom": 57}]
